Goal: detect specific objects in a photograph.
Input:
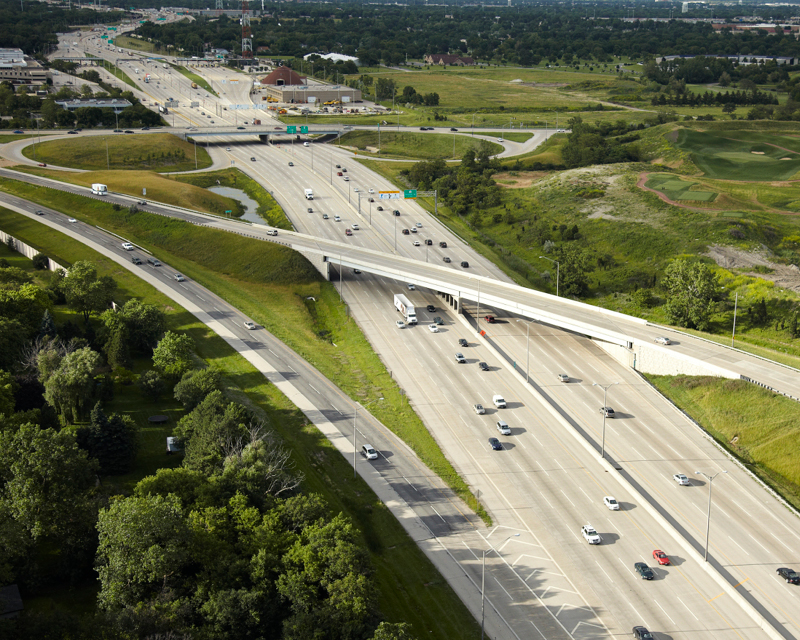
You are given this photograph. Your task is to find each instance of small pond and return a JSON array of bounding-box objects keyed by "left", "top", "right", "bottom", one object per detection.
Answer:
[{"left": 208, "top": 186, "right": 264, "bottom": 225}]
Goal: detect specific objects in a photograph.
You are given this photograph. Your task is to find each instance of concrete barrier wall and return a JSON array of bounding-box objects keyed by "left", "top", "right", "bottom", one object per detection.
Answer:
[
  {"left": 0, "top": 230, "right": 67, "bottom": 273},
  {"left": 594, "top": 338, "right": 741, "bottom": 379}
]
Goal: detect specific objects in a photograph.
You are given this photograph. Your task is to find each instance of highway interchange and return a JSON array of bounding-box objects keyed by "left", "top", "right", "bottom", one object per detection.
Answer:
[{"left": 7, "top": 30, "right": 800, "bottom": 640}]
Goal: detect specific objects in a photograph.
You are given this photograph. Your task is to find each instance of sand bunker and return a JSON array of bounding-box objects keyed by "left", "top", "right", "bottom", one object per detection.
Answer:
[{"left": 751, "top": 151, "right": 765, "bottom": 155}]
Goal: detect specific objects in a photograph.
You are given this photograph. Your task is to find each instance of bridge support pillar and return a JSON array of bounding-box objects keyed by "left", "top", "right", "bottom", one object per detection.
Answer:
[{"left": 297, "top": 250, "right": 330, "bottom": 281}]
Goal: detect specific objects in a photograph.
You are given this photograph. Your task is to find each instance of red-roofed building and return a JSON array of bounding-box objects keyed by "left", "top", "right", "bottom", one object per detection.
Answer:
[{"left": 260, "top": 66, "right": 307, "bottom": 86}]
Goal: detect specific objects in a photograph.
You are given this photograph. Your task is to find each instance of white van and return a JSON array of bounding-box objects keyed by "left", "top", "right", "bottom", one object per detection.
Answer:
[{"left": 492, "top": 395, "right": 507, "bottom": 409}]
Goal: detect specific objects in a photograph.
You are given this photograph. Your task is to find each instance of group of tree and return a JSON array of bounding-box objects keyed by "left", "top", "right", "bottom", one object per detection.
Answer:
[
  {"left": 560, "top": 116, "right": 643, "bottom": 169},
  {"left": 125, "top": 4, "right": 800, "bottom": 67},
  {"left": 400, "top": 85, "right": 440, "bottom": 107},
  {"left": 650, "top": 87, "right": 778, "bottom": 107},
  {"left": 0, "top": 249, "right": 415, "bottom": 638},
  {"left": 401, "top": 141, "right": 501, "bottom": 215},
  {"left": 643, "top": 56, "right": 791, "bottom": 87}
]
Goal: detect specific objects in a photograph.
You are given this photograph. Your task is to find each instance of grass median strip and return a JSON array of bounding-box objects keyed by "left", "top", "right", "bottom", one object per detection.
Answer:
[{"left": 0, "top": 222, "right": 482, "bottom": 639}]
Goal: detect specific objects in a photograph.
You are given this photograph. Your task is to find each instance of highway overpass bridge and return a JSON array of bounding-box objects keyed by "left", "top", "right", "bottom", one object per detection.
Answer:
[
  {"left": 179, "top": 125, "right": 348, "bottom": 142},
  {"left": 201, "top": 221, "right": 800, "bottom": 401},
  {"left": 2, "top": 166, "right": 798, "bottom": 404}
]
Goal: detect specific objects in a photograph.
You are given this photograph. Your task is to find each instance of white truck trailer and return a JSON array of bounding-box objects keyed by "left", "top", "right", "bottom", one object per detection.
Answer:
[
  {"left": 91, "top": 183, "right": 108, "bottom": 196},
  {"left": 394, "top": 294, "right": 417, "bottom": 324},
  {"left": 304, "top": 188, "right": 313, "bottom": 200}
]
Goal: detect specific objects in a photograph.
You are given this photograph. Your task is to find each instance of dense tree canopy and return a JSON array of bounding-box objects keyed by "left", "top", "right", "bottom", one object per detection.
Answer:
[{"left": 129, "top": 3, "right": 800, "bottom": 65}]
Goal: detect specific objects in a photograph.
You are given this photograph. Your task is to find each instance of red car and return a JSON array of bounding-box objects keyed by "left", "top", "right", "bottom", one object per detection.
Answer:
[
  {"left": 337, "top": 171, "right": 343, "bottom": 176},
  {"left": 652, "top": 550, "right": 670, "bottom": 566}
]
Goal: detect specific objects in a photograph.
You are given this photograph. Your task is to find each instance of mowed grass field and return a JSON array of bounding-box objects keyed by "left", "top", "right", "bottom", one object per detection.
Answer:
[
  {"left": 369, "top": 67, "right": 618, "bottom": 113},
  {"left": 648, "top": 375, "right": 800, "bottom": 510},
  {"left": 674, "top": 129, "right": 800, "bottom": 181},
  {"left": 21, "top": 133, "right": 212, "bottom": 172},
  {"left": 337, "top": 130, "right": 501, "bottom": 159},
  {"left": 645, "top": 174, "right": 718, "bottom": 202}
]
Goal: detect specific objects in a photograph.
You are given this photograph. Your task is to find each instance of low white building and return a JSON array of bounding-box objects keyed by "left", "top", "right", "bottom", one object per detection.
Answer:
[{"left": 303, "top": 52, "right": 360, "bottom": 65}]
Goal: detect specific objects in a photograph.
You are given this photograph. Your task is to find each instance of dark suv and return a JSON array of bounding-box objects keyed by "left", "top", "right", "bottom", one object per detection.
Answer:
[
  {"left": 632, "top": 627, "right": 653, "bottom": 640},
  {"left": 777, "top": 567, "right": 800, "bottom": 584}
]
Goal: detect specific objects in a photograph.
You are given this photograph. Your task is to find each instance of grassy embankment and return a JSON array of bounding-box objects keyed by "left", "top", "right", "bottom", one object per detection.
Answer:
[
  {"left": 337, "top": 130, "right": 502, "bottom": 159},
  {"left": 647, "top": 375, "right": 800, "bottom": 512},
  {"left": 21, "top": 133, "right": 212, "bottom": 173},
  {"left": 0, "top": 218, "right": 481, "bottom": 639},
  {"left": 0, "top": 177, "right": 488, "bottom": 523}
]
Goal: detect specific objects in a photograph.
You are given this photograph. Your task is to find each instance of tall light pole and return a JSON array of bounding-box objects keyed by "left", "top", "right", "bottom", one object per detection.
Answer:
[
  {"left": 472, "top": 111, "right": 477, "bottom": 136},
  {"left": 592, "top": 382, "right": 618, "bottom": 459},
  {"left": 105, "top": 137, "right": 110, "bottom": 170},
  {"left": 516, "top": 319, "right": 535, "bottom": 383},
  {"left": 539, "top": 255, "right": 560, "bottom": 297},
  {"left": 695, "top": 470, "right": 727, "bottom": 562},
  {"left": 481, "top": 533, "right": 519, "bottom": 640},
  {"left": 353, "top": 398, "right": 384, "bottom": 478}
]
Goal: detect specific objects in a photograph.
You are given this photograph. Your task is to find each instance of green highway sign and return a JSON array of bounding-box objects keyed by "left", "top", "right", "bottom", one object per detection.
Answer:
[
  {"left": 300, "top": 126, "right": 308, "bottom": 134},
  {"left": 286, "top": 126, "right": 297, "bottom": 134},
  {"left": 404, "top": 190, "right": 417, "bottom": 199}
]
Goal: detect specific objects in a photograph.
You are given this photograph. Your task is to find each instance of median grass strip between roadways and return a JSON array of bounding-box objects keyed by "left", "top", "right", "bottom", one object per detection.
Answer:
[
  {"left": 0, "top": 178, "right": 490, "bottom": 525},
  {"left": 173, "top": 64, "right": 218, "bottom": 97},
  {"left": 0, "top": 215, "right": 484, "bottom": 640}
]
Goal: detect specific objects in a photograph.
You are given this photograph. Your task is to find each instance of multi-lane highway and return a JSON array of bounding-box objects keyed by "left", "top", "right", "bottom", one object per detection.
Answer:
[{"left": 11, "top": 37, "right": 800, "bottom": 639}]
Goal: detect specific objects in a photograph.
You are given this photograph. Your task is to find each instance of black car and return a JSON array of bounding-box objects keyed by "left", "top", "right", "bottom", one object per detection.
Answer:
[
  {"left": 632, "top": 627, "right": 654, "bottom": 640},
  {"left": 426, "top": 305, "right": 435, "bottom": 312},
  {"left": 377, "top": 206, "right": 384, "bottom": 211},
  {"left": 443, "top": 257, "right": 451, "bottom": 263},
  {"left": 450, "top": 127, "right": 458, "bottom": 131},
  {"left": 141, "top": 126, "right": 150, "bottom": 130},
  {"left": 634, "top": 563, "right": 654, "bottom": 580},
  {"left": 478, "top": 362, "right": 489, "bottom": 372},
  {"left": 237, "top": 126, "right": 245, "bottom": 130},
  {"left": 777, "top": 567, "right": 800, "bottom": 584},
  {"left": 488, "top": 437, "right": 503, "bottom": 451},
  {"left": 335, "top": 164, "right": 341, "bottom": 168},
  {"left": 113, "top": 129, "right": 123, "bottom": 132},
  {"left": 393, "top": 210, "right": 400, "bottom": 216},
  {"left": 458, "top": 339, "right": 468, "bottom": 348},
  {"left": 307, "top": 207, "right": 313, "bottom": 213},
  {"left": 439, "top": 241, "right": 447, "bottom": 248},
  {"left": 34, "top": 210, "right": 45, "bottom": 216},
  {"left": 67, "top": 130, "right": 78, "bottom": 134},
  {"left": 460, "top": 261, "right": 469, "bottom": 268},
  {"left": 425, "top": 239, "right": 432, "bottom": 245}
]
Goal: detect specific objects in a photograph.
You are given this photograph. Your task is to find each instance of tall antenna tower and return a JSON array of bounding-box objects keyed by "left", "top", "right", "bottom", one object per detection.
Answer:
[
  {"left": 241, "top": 0, "right": 252, "bottom": 58},
  {"left": 216, "top": 0, "right": 223, "bottom": 16}
]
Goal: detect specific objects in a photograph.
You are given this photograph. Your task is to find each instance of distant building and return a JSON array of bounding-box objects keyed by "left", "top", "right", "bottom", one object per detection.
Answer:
[
  {"left": 54, "top": 98, "right": 133, "bottom": 113},
  {"left": 424, "top": 54, "right": 474, "bottom": 66},
  {"left": 0, "top": 48, "right": 48, "bottom": 88},
  {"left": 303, "top": 52, "right": 360, "bottom": 65}
]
